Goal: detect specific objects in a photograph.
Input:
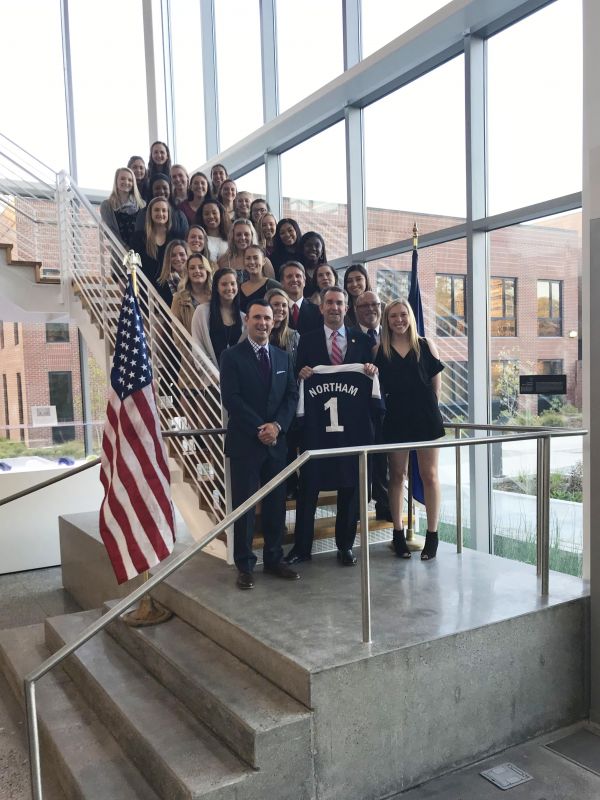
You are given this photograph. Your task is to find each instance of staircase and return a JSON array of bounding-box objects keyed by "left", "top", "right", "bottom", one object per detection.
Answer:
[{"left": 0, "top": 595, "right": 314, "bottom": 799}]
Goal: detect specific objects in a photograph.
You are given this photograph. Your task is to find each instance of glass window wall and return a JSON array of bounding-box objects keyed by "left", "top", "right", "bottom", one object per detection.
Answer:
[
  {"left": 361, "top": 0, "right": 450, "bottom": 59},
  {"left": 488, "top": 210, "right": 582, "bottom": 577},
  {"left": 281, "top": 123, "right": 348, "bottom": 260},
  {"left": 214, "top": 0, "right": 263, "bottom": 151},
  {"left": 363, "top": 56, "right": 466, "bottom": 249},
  {"left": 171, "top": 0, "right": 206, "bottom": 169},
  {"left": 276, "top": 0, "right": 343, "bottom": 113},
  {"left": 487, "top": 0, "right": 582, "bottom": 214},
  {"left": 68, "top": 0, "right": 149, "bottom": 190}
]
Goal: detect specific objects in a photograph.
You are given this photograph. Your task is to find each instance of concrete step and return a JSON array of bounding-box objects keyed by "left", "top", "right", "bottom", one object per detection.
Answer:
[
  {"left": 104, "top": 601, "right": 312, "bottom": 771},
  {"left": 152, "top": 554, "right": 312, "bottom": 706},
  {"left": 45, "top": 610, "right": 254, "bottom": 800},
  {"left": 0, "top": 624, "right": 162, "bottom": 800}
]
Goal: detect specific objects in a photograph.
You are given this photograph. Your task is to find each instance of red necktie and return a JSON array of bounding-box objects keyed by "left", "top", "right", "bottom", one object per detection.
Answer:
[
  {"left": 292, "top": 303, "right": 300, "bottom": 326},
  {"left": 330, "top": 330, "right": 343, "bottom": 365}
]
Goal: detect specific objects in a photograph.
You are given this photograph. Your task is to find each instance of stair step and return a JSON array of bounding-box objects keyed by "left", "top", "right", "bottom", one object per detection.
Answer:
[
  {"left": 0, "top": 624, "right": 162, "bottom": 800},
  {"left": 104, "top": 601, "right": 311, "bottom": 770},
  {"left": 254, "top": 514, "right": 393, "bottom": 549},
  {"left": 153, "top": 554, "right": 312, "bottom": 706},
  {"left": 45, "top": 610, "right": 253, "bottom": 800}
]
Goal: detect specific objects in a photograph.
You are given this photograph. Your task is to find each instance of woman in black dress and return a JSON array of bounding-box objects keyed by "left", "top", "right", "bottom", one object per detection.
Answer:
[{"left": 375, "top": 298, "right": 445, "bottom": 561}]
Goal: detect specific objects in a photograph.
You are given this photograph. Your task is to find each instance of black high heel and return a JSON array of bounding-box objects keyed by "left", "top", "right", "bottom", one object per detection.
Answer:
[
  {"left": 392, "top": 529, "right": 411, "bottom": 559},
  {"left": 421, "top": 531, "right": 439, "bottom": 561}
]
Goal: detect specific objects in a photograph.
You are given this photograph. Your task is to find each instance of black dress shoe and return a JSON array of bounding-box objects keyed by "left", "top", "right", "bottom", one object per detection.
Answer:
[
  {"left": 237, "top": 572, "right": 255, "bottom": 589},
  {"left": 263, "top": 563, "right": 301, "bottom": 580},
  {"left": 283, "top": 551, "right": 312, "bottom": 565},
  {"left": 337, "top": 549, "right": 357, "bottom": 566}
]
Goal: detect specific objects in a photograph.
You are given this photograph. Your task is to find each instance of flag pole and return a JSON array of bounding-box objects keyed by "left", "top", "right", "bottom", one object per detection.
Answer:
[
  {"left": 121, "top": 250, "right": 173, "bottom": 628},
  {"left": 406, "top": 224, "right": 418, "bottom": 543}
]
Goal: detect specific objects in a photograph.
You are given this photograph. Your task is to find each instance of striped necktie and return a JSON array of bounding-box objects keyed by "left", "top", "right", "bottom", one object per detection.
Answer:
[
  {"left": 330, "top": 330, "right": 343, "bottom": 365},
  {"left": 292, "top": 303, "right": 300, "bottom": 326}
]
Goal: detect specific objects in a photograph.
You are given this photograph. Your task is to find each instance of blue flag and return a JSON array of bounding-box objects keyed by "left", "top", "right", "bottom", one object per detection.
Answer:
[{"left": 408, "top": 246, "right": 425, "bottom": 505}]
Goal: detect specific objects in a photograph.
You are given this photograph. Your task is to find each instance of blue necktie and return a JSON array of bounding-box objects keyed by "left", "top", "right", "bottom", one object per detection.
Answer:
[
  {"left": 258, "top": 347, "right": 270, "bottom": 383},
  {"left": 367, "top": 328, "right": 377, "bottom": 344}
]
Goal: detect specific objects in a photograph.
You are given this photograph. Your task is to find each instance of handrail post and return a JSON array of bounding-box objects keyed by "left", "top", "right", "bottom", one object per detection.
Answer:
[
  {"left": 25, "top": 680, "right": 43, "bottom": 800},
  {"left": 455, "top": 428, "right": 463, "bottom": 553},
  {"left": 536, "top": 435, "right": 551, "bottom": 595},
  {"left": 406, "top": 459, "right": 414, "bottom": 541},
  {"left": 359, "top": 450, "right": 372, "bottom": 643}
]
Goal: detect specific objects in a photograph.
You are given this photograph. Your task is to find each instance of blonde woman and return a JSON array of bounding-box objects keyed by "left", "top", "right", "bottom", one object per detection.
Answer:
[
  {"left": 374, "top": 299, "right": 445, "bottom": 561},
  {"left": 130, "top": 197, "right": 175, "bottom": 307},
  {"left": 259, "top": 212, "right": 277, "bottom": 257},
  {"left": 239, "top": 246, "right": 281, "bottom": 312},
  {"left": 171, "top": 253, "right": 212, "bottom": 334},
  {"left": 157, "top": 239, "right": 190, "bottom": 297},
  {"left": 218, "top": 218, "right": 275, "bottom": 279},
  {"left": 265, "top": 286, "right": 300, "bottom": 371},
  {"left": 100, "top": 167, "right": 145, "bottom": 247}
]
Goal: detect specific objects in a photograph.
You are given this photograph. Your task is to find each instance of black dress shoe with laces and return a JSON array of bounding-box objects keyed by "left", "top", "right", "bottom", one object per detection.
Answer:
[
  {"left": 237, "top": 572, "right": 255, "bottom": 589},
  {"left": 337, "top": 549, "right": 357, "bottom": 566},
  {"left": 263, "top": 563, "right": 301, "bottom": 580},
  {"left": 283, "top": 550, "right": 312, "bottom": 565}
]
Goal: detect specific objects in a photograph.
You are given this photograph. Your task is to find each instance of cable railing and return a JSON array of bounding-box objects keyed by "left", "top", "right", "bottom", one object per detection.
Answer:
[
  {"left": 0, "top": 135, "right": 230, "bottom": 524},
  {"left": 22, "top": 423, "right": 586, "bottom": 799}
]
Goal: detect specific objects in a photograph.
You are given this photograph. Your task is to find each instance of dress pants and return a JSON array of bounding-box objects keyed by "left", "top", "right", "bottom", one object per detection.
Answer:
[
  {"left": 229, "top": 449, "right": 286, "bottom": 574},
  {"left": 293, "top": 476, "right": 359, "bottom": 557}
]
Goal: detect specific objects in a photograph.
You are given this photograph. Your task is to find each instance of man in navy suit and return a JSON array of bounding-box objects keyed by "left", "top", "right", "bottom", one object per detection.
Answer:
[
  {"left": 280, "top": 261, "right": 322, "bottom": 335},
  {"left": 220, "top": 300, "right": 300, "bottom": 589},
  {"left": 286, "top": 286, "right": 377, "bottom": 567}
]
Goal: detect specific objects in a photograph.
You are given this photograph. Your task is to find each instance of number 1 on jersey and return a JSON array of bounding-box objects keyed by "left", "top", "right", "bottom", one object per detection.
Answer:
[{"left": 324, "top": 397, "right": 344, "bottom": 433}]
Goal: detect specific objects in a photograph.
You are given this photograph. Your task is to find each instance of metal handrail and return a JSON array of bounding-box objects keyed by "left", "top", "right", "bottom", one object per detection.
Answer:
[
  {"left": 0, "top": 428, "right": 227, "bottom": 508},
  {"left": 24, "top": 425, "right": 587, "bottom": 799},
  {"left": 0, "top": 459, "right": 100, "bottom": 507}
]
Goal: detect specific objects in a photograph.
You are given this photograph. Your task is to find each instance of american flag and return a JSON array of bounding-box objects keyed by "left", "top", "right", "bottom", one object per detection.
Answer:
[{"left": 99, "top": 277, "right": 175, "bottom": 584}]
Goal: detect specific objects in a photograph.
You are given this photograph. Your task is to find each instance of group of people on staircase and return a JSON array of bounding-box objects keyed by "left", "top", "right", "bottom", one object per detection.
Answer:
[{"left": 100, "top": 143, "right": 445, "bottom": 589}]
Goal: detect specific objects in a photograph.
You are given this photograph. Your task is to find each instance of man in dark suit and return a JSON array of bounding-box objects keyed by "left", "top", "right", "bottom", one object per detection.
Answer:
[
  {"left": 355, "top": 290, "right": 392, "bottom": 522},
  {"left": 280, "top": 261, "right": 322, "bottom": 335},
  {"left": 220, "top": 300, "right": 300, "bottom": 589},
  {"left": 286, "top": 286, "right": 377, "bottom": 567}
]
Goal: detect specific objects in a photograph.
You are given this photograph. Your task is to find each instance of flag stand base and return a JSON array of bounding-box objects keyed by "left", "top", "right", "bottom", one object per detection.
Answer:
[{"left": 122, "top": 594, "right": 173, "bottom": 627}]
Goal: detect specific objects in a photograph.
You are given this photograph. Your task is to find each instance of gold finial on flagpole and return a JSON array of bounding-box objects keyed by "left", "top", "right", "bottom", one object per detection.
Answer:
[
  {"left": 124, "top": 250, "right": 142, "bottom": 297},
  {"left": 412, "top": 223, "right": 418, "bottom": 250}
]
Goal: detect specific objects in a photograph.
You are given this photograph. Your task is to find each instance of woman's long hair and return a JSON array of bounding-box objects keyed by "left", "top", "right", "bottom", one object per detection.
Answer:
[
  {"left": 179, "top": 253, "right": 213, "bottom": 295},
  {"left": 195, "top": 199, "right": 230, "bottom": 240},
  {"left": 187, "top": 171, "right": 211, "bottom": 201},
  {"left": 343, "top": 263, "right": 372, "bottom": 321},
  {"left": 225, "top": 218, "right": 258, "bottom": 258},
  {"left": 265, "top": 287, "right": 295, "bottom": 351},
  {"left": 147, "top": 140, "right": 172, "bottom": 182},
  {"left": 380, "top": 298, "right": 421, "bottom": 361},
  {"left": 108, "top": 167, "right": 145, "bottom": 211},
  {"left": 210, "top": 267, "right": 241, "bottom": 320},
  {"left": 144, "top": 198, "right": 172, "bottom": 259},
  {"left": 271, "top": 218, "right": 302, "bottom": 266},
  {"left": 158, "top": 239, "right": 189, "bottom": 286},
  {"left": 186, "top": 224, "right": 211, "bottom": 261}
]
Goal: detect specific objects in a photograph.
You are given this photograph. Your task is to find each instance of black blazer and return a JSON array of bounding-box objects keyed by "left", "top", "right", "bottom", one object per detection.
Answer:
[
  {"left": 296, "top": 326, "right": 374, "bottom": 374},
  {"left": 220, "top": 340, "right": 299, "bottom": 460},
  {"left": 288, "top": 299, "right": 322, "bottom": 336}
]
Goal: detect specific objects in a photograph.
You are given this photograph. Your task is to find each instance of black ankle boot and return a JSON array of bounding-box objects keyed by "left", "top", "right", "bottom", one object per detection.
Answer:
[
  {"left": 392, "top": 528, "right": 411, "bottom": 559},
  {"left": 421, "top": 531, "right": 439, "bottom": 561}
]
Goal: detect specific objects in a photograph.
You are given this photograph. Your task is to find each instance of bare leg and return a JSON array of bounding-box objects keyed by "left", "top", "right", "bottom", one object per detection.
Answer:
[
  {"left": 388, "top": 450, "right": 410, "bottom": 531},
  {"left": 416, "top": 447, "right": 441, "bottom": 532}
]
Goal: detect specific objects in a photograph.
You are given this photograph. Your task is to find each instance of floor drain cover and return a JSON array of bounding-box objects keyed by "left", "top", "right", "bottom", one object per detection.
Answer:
[{"left": 480, "top": 763, "right": 533, "bottom": 789}]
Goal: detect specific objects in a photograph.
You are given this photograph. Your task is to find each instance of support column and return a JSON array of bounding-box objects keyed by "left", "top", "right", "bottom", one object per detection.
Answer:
[
  {"left": 78, "top": 331, "right": 94, "bottom": 457},
  {"left": 200, "top": 0, "right": 219, "bottom": 159},
  {"left": 583, "top": 0, "right": 600, "bottom": 722},
  {"left": 259, "top": 0, "right": 278, "bottom": 123},
  {"left": 265, "top": 152, "right": 281, "bottom": 218},
  {"left": 59, "top": 0, "right": 78, "bottom": 182},
  {"left": 142, "top": 0, "right": 167, "bottom": 144},
  {"left": 343, "top": 0, "right": 364, "bottom": 260},
  {"left": 160, "top": 0, "right": 176, "bottom": 157},
  {"left": 465, "top": 33, "right": 490, "bottom": 551}
]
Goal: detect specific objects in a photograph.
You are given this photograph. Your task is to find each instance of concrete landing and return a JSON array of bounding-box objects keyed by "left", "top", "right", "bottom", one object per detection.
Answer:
[{"left": 153, "top": 542, "right": 589, "bottom": 800}]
